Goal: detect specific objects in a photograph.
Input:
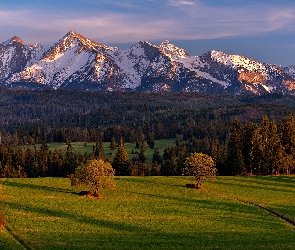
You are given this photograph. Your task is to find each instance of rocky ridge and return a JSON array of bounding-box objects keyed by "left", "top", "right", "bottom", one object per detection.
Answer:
[{"left": 1, "top": 31, "right": 295, "bottom": 94}]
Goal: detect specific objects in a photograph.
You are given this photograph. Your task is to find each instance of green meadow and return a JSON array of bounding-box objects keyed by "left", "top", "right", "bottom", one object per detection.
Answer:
[
  {"left": 30, "top": 139, "right": 175, "bottom": 163},
  {"left": 0, "top": 176, "right": 294, "bottom": 250}
]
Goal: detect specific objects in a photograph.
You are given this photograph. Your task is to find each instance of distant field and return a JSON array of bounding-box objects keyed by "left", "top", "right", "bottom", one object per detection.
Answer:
[
  {"left": 29, "top": 139, "right": 175, "bottom": 163},
  {"left": 1, "top": 176, "right": 295, "bottom": 250}
]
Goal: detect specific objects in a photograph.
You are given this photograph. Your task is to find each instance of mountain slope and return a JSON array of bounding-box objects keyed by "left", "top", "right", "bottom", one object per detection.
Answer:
[
  {"left": 1, "top": 31, "right": 295, "bottom": 94},
  {"left": 0, "top": 36, "right": 45, "bottom": 82}
]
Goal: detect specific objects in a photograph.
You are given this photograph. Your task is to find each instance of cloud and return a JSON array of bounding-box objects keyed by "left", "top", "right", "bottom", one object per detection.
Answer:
[
  {"left": 169, "top": 0, "right": 196, "bottom": 6},
  {"left": 0, "top": 1, "right": 295, "bottom": 47}
]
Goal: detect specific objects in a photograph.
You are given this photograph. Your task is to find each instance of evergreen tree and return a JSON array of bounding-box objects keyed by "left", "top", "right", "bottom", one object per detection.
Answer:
[
  {"left": 63, "top": 142, "right": 78, "bottom": 177},
  {"left": 225, "top": 118, "right": 245, "bottom": 175},
  {"left": 241, "top": 121, "right": 258, "bottom": 174},
  {"left": 110, "top": 136, "right": 117, "bottom": 151},
  {"left": 94, "top": 134, "right": 104, "bottom": 159},
  {"left": 152, "top": 148, "right": 162, "bottom": 165},
  {"left": 161, "top": 147, "right": 179, "bottom": 175},
  {"left": 112, "top": 138, "right": 131, "bottom": 175},
  {"left": 249, "top": 126, "right": 264, "bottom": 175},
  {"left": 260, "top": 117, "right": 282, "bottom": 175}
]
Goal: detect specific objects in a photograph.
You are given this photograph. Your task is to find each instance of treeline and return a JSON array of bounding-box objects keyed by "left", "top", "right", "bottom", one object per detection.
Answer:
[
  {"left": 0, "top": 143, "right": 85, "bottom": 178},
  {"left": 1, "top": 115, "right": 295, "bottom": 178},
  {"left": 159, "top": 115, "right": 295, "bottom": 176},
  {"left": 2, "top": 89, "right": 295, "bottom": 145}
]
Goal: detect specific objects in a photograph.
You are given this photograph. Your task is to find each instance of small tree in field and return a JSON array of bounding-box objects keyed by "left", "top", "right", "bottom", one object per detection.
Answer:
[
  {"left": 184, "top": 152, "right": 217, "bottom": 189},
  {"left": 71, "top": 159, "right": 116, "bottom": 198}
]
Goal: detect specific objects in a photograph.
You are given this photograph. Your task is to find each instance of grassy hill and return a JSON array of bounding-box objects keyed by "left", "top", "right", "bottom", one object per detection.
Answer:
[{"left": 1, "top": 176, "right": 295, "bottom": 250}]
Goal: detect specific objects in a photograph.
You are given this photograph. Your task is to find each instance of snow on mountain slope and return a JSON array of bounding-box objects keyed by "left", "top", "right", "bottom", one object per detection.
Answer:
[
  {"left": 282, "top": 65, "right": 295, "bottom": 79},
  {"left": 159, "top": 40, "right": 189, "bottom": 58},
  {"left": 2, "top": 31, "right": 295, "bottom": 94},
  {"left": 0, "top": 36, "right": 45, "bottom": 81},
  {"left": 107, "top": 43, "right": 150, "bottom": 89},
  {"left": 7, "top": 31, "right": 118, "bottom": 88}
]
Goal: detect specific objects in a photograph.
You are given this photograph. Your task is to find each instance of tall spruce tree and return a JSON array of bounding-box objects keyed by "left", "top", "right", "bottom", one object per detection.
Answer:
[
  {"left": 94, "top": 134, "right": 104, "bottom": 159},
  {"left": 260, "top": 116, "right": 283, "bottom": 175},
  {"left": 242, "top": 121, "right": 258, "bottom": 174},
  {"left": 112, "top": 138, "right": 131, "bottom": 175},
  {"left": 225, "top": 118, "right": 245, "bottom": 175}
]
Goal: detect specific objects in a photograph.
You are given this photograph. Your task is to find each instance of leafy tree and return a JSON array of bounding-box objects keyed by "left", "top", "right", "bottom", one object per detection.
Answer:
[
  {"left": 71, "top": 159, "right": 116, "bottom": 198},
  {"left": 184, "top": 152, "right": 217, "bottom": 189}
]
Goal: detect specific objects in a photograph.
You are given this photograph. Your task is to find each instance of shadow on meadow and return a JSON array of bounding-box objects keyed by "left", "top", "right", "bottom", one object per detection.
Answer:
[
  {"left": 0, "top": 199, "right": 289, "bottom": 250},
  {"left": 117, "top": 176, "right": 188, "bottom": 187},
  {"left": 1, "top": 178, "right": 294, "bottom": 249},
  {"left": 253, "top": 176, "right": 295, "bottom": 186},
  {"left": 216, "top": 178, "right": 295, "bottom": 194},
  {"left": 0, "top": 179, "right": 77, "bottom": 195}
]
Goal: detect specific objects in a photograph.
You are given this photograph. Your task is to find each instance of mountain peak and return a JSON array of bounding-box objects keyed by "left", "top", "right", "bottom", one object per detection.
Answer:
[
  {"left": 2, "top": 36, "right": 25, "bottom": 46},
  {"left": 59, "top": 30, "right": 117, "bottom": 52},
  {"left": 159, "top": 40, "right": 189, "bottom": 58},
  {"left": 11, "top": 36, "right": 24, "bottom": 44}
]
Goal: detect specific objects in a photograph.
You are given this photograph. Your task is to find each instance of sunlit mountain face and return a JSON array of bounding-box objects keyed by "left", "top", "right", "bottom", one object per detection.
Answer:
[{"left": 1, "top": 31, "right": 295, "bottom": 95}]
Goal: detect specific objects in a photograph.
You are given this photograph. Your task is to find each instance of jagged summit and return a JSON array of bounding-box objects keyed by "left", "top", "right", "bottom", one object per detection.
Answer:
[
  {"left": 159, "top": 40, "right": 189, "bottom": 58},
  {"left": 1, "top": 31, "right": 295, "bottom": 94},
  {"left": 2, "top": 36, "right": 25, "bottom": 46},
  {"left": 61, "top": 30, "right": 117, "bottom": 51},
  {"left": 42, "top": 31, "right": 117, "bottom": 62},
  {"left": 10, "top": 36, "right": 24, "bottom": 44}
]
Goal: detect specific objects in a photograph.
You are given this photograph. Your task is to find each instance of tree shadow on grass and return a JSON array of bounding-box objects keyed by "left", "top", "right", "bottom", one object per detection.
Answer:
[
  {"left": 117, "top": 176, "right": 189, "bottom": 187},
  {"left": 1, "top": 199, "right": 289, "bottom": 250},
  {"left": 125, "top": 190, "right": 268, "bottom": 218},
  {"left": 1, "top": 200, "right": 143, "bottom": 233},
  {"left": 216, "top": 178, "right": 295, "bottom": 194},
  {"left": 0, "top": 180, "right": 77, "bottom": 195},
  {"left": 253, "top": 176, "right": 295, "bottom": 187}
]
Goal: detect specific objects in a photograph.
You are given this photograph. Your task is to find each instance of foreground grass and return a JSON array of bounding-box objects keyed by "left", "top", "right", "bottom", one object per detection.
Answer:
[{"left": 0, "top": 176, "right": 294, "bottom": 250}]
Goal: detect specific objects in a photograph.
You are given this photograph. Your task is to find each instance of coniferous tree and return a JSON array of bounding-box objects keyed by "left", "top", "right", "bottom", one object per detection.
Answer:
[
  {"left": 112, "top": 138, "right": 131, "bottom": 175},
  {"left": 110, "top": 136, "right": 117, "bottom": 151},
  {"left": 63, "top": 142, "right": 78, "bottom": 177},
  {"left": 94, "top": 134, "right": 104, "bottom": 159},
  {"left": 225, "top": 118, "right": 245, "bottom": 175},
  {"left": 249, "top": 127, "right": 264, "bottom": 175},
  {"left": 241, "top": 121, "right": 258, "bottom": 174},
  {"left": 260, "top": 117, "right": 282, "bottom": 175}
]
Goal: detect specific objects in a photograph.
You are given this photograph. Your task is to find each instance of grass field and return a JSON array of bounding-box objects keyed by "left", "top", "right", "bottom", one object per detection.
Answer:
[
  {"left": 30, "top": 139, "right": 175, "bottom": 163},
  {"left": 0, "top": 176, "right": 294, "bottom": 250}
]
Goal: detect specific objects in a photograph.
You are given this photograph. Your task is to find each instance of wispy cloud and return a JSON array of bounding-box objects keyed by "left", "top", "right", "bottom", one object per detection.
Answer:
[
  {"left": 0, "top": 1, "right": 295, "bottom": 47},
  {"left": 169, "top": 0, "right": 196, "bottom": 6}
]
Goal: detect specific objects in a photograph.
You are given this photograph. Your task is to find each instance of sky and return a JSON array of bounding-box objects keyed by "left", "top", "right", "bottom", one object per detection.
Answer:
[{"left": 0, "top": 0, "right": 295, "bottom": 66}]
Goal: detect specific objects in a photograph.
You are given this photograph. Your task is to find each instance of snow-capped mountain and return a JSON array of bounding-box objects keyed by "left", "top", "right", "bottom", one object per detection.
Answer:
[
  {"left": 0, "top": 36, "right": 45, "bottom": 82},
  {"left": 1, "top": 31, "right": 295, "bottom": 94}
]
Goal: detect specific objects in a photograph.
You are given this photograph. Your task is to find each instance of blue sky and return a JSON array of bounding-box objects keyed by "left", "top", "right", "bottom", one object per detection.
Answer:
[{"left": 0, "top": 0, "right": 295, "bottom": 66}]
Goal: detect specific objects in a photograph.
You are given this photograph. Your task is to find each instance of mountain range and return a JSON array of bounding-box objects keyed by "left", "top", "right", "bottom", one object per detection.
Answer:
[{"left": 1, "top": 30, "right": 295, "bottom": 95}]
